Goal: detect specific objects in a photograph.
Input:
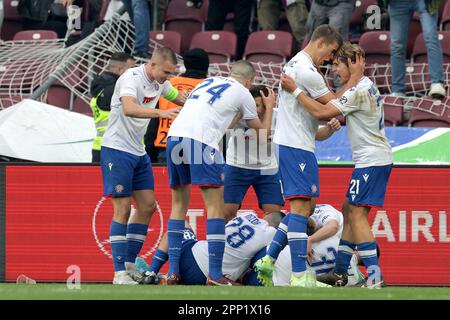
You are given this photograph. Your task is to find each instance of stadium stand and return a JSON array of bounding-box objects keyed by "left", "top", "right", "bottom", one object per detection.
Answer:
[
  {"left": 1, "top": 0, "right": 22, "bottom": 41},
  {"left": 383, "top": 96, "right": 404, "bottom": 127},
  {"left": 412, "top": 31, "right": 450, "bottom": 63},
  {"left": 441, "top": 0, "right": 450, "bottom": 30},
  {"left": 243, "top": 31, "right": 293, "bottom": 63},
  {"left": 189, "top": 31, "right": 237, "bottom": 63},
  {"left": 163, "top": 0, "right": 208, "bottom": 54},
  {"left": 13, "top": 30, "right": 58, "bottom": 41},
  {"left": 150, "top": 30, "right": 182, "bottom": 54},
  {"left": 46, "top": 85, "right": 72, "bottom": 110},
  {"left": 409, "top": 96, "right": 450, "bottom": 127}
]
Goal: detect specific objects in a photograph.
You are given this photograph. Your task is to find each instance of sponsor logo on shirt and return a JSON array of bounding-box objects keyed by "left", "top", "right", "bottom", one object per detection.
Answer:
[
  {"left": 339, "top": 96, "right": 348, "bottom": 105},
  {"left": 143, "top": 97, "right": 156, "bottom": 104}
]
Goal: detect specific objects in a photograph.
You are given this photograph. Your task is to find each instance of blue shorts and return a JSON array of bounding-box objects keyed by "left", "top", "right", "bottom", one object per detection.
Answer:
[
  {"left": 179, "top": 240, "right": 207, "bottom": 285},
  {"left": 346, "top": 164, "right": 393, "bottom": 207},
  {"left": 101, "top": 146, "right": 154, "bottom": 197},
  {"left": 166, "top": 136, "right": 225, "bottom": 188},
  {"left": 277, "top": 145, "right": 319, "bottom": 199},
  {"left": 224, "top": 164, "right": 284, "bottom": 207}
]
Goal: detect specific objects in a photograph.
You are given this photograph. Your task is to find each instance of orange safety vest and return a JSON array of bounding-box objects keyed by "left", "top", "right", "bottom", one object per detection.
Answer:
[{"left": 154, "top": 76, "right": 204, "bottom": 148}]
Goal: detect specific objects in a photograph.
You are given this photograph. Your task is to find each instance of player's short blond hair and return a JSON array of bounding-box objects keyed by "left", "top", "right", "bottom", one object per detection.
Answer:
[
  {"left": 230, "top": 60, "right": 256, "bottom": 81},
  {"left": 151, "top": 46, "right": 177, "bottom": 65},
  {"left": 336, "top": 42, "right": 366, "bottom": 66}
]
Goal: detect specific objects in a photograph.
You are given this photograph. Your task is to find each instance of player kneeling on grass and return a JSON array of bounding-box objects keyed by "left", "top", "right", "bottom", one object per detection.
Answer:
[
  {"left": 135, "top": 212, "right": 284, "bottom": 285},
  {"left": 280, "top": 43, "right": 393, "bottom": 289}
]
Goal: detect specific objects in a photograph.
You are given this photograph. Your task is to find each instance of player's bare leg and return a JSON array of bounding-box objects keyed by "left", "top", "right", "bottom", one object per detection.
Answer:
[
  {"left": 261, "top": 204, "right": 283, "bottom": 215},
  {"left": 166, "top": 185, "right": 190, "bottom": 284},
  {"left": 224, "top": 203, "right": 240, "bottom": 222}
]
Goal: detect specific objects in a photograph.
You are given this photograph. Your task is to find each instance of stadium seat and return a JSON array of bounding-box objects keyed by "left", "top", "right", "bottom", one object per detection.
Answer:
[
  {"left": 243, "top": 31, "right": 293, "bottom": 63},
  {"left": 150, "top": 31, "right": 182, "bottom": 54},
  {"left": 350, "top": 0, "right": 378, "bottom": 27},
  {"left": 98, "top": 0, "right": 111, "bottom": 22},
  {"left": 441, "top": 0, "right": 450, "bottom": 31},
  {"left": 72, "top": 96, "right": 92, "bottom": 116},
  {"left": 46, "top": 86, "right": 72, "bottom": 110},
  {"left": 383, "top": 96, "right": 404, "bottom": 126},
  {"left": 163, "top": 0, "right": 209, "bottom": 54},
  {"left": 0, "top": 95, "right": 22, "bottom": 109},
  {"left": 13, "top": 30, "right": 59, "bottom": 41},
  {"left": 359, "top": 31, "right": 391, "bottom": 93},
  {"left": 190, "top": 31, "right": 237, "bottom": 63},
  {"left": 412, "top": 31, "right": 450, "bottom": 63},
  {"left": 1, "top": 0, "right": 23, "bottom": 40},
  {"left": 409, "top": 97, "right": 450, "bottom": 127},
  {"left": 405, "top": 63, "right": 430, "bottom": 94}
]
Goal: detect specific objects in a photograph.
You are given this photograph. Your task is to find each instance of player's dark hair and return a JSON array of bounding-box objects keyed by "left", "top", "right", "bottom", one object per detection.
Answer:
[
  {"left": 310, "top": 24, "right": 343, "bottom": 47},
  {"left": 110, "top": 52, "right": 132, "bottom": 63},
  {"left": 307, "top": 218, "right": 316, "bottom": 236},
  {"left": 249, "top": 85, "right": 269, "bottom": 98}
]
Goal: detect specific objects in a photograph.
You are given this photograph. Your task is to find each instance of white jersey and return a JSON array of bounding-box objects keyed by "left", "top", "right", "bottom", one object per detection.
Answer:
[
  {"left": 273, "top": 51, "right": 330, "bottom": 152},
  {"left": 226, "top": 109, "right": 278, "bottom": 170},
  {"left": 330, "top": 77, "right": 393, "bottom": 168},
  {"left": 272, "top": 204, "right": 363, "bottom": 286},
  {"left": 273, "top": 247, "right": 361, "bottom": 287},
  {"left": 192, "top": 213, "right": 276, "bottom": 281},
  {"left": 168, "top": 76, "right": 258, "bottom": 151},
  {"left": 102, "top": 65, "right": 173, "bottom": 156}
]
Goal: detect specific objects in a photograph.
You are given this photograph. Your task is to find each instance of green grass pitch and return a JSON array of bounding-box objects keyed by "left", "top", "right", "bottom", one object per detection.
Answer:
[{"left": 0, "top": 284, "right": 449, "bottom": 300}]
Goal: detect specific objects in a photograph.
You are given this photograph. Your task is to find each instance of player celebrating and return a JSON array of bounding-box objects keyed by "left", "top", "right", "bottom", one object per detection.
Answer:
[
  {"left": 255, "top": 25, "right": 362, "bottom": 287},
  {"left": 280, "top": 42, "right": 393, "bottom": 288},
  {"left": 224, "top": 85, "right": 283, "bottom": 222},
  {"left": 165, "top": 61, "right": 275, "bottom": 285},
  {"left": 101, "top": 47, "right": 186, "bottom": 285}
]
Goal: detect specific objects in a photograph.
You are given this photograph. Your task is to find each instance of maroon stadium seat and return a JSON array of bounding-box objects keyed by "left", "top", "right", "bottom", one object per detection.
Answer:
[
  {"left": 1, "top": 0, "right": 22, "bottom": 40},
  {"left": 72, "top": 96, "right": 92, "bottom": 116},
  {"left": 244, "top": 31, "right": 293, "bottom": 63},
  {"left": 383, "top": 96, "right": 404, "bottom": 126},
  {"left": 441, "top": 0, "right": 450, "bottom": 31},
  {"left": 150, "top": 31, "right": 182, "bottom": 54},
  {"left": 13, "top": 30, "right": 59, "bottom": 41},
  {"left": 350, "top": 0, "right": 378, "bottom": 27},
  {"left": 190, "top": 31, "right": 237, "bottom": 63},
  {"left": 359, "top": 31, "right": 391, "bottom": 93},
  {"left": 409, "top": 97, "right": 450, "bottom": 127},
  {"left": 0, "top": 95, "right": 22, "bottom": 109},
  {"left": 412, "top": 31, "right": 450, "bottom": 63},
  {"left": 98, "top": 0, "right": 110, "bottom": 22},
  {"left": 163, "top": 0, "right": 208, "bottom": 54},
  {"left": 46, "top": 86, "right": 71, "bottom": 110}
]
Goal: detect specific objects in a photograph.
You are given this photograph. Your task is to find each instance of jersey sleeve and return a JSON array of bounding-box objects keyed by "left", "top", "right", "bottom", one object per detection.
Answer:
[
  {"left": 330, "top": 87, "right": 362, "bottom": 116},
  {"left": 298, "top": 67, "right": 330, "bottom": 99},
  {"left": 118, "top": 72, "right": 138, "bottom": 99},
  {"left": 239, "top": 91, "right": 258, "bottom": 120},
  {"left": 161, "top": 80, "right": 176, "bottom": 98}
]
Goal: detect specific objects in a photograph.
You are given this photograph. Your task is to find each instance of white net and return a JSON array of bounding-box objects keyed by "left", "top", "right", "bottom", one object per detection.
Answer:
[{"left": 0, "top": 12, "right": 449, "bottom": 123}]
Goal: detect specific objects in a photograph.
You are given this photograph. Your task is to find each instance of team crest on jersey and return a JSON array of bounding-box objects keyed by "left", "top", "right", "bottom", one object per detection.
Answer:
[
  {"left": 363, "top": 174, "right": 369, "bottom": 182},
  {"left": 115, "top": 184, "right": 124, "bottom": 193},
  {"left": 143, "top": 97, "right": 156, "bottom": 104},
  {"left": 339, "top": 96, "right": 348, "bottom": 104},
  {"left": 311, "top": 184, "right": 317, "bottom": 193}
]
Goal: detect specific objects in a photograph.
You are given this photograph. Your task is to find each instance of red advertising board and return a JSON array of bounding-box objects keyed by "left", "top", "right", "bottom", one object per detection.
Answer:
[{"left": 4, "top": 165, "right": 450, "bottom": 285}]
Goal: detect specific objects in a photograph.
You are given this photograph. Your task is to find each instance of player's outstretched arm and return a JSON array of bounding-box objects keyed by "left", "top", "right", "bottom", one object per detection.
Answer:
[
  {"left": 307, "top": 218, "right": 340, "bottom": 262},
  {"left": 315, "top": 118, "right": 341, "bottom": 141},
  {"left": 281, "top": 74, "right": 341, "bottom": 120},
  {"left": 121, "top": 96, "right": 181, "bottom": 119}
]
